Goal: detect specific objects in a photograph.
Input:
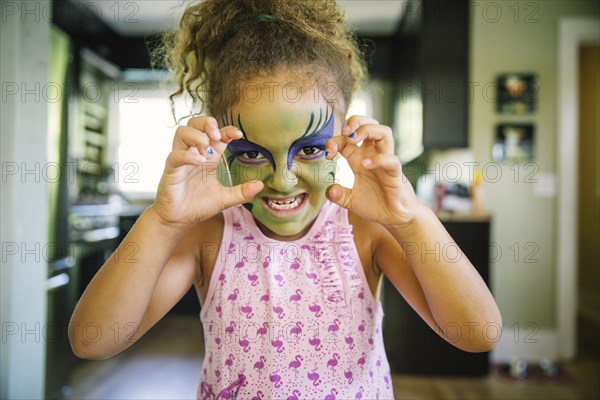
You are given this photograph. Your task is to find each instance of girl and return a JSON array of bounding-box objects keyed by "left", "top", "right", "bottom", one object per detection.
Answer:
[{"left": 69, "top": 0, "right": 502, "bottom": 398}]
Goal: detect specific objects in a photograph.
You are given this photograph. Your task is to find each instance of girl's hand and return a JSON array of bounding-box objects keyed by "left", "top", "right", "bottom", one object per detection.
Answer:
[
  {"left": 153, "top": 116, "right": 264, "bottom": 230},
  {"left": 325, "top": 115, "right": 424, "bottom": 231}
]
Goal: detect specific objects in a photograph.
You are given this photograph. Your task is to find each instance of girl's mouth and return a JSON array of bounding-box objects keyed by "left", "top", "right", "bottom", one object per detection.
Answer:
[{"left": 262, "top": 193, "right": 307, "bottom": 211}]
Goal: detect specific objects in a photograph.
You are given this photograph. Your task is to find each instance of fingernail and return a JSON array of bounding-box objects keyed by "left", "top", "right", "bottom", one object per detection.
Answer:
[
  {"left": 362, "top": 158, "right": 372, "bottom": 167},
  {"left": 348, "top": 132, "right": 356, "bottom": 139}
]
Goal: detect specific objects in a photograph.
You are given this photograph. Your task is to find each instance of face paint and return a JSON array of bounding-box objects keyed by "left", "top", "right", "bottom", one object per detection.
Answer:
[
  {"left": 224, "top": 85, "right": 340, "bottom": 241},
  {"left": 226, "top": 138, "right": 275, "bottom": 168},
  {"left": 227, "top": 108, "right": 333, "bottom": 170},
  {"left": 286, "top": 107, "right": 333, "bottom": 169}
]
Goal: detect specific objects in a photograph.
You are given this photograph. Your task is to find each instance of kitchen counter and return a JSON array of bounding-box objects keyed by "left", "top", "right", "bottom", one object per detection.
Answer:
[
  {"left": 118, "top": 204, "right": 148, "bottom": 218},
  {"left": 435, "top": 210, "right": 492, "bottom": 223}
]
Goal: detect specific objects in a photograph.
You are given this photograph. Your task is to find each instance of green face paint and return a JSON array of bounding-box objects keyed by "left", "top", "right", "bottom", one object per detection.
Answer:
[{"left": 225, "top": 80, "right": 340, "bottom": 240}]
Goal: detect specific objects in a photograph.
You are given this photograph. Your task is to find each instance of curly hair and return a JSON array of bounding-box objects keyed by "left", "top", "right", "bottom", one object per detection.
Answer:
[{"left": 156, "top": 0, "right": 367, "bottom": 119}]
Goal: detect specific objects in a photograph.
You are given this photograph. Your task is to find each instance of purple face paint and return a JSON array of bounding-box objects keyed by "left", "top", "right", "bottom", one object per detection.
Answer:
[
  {"left": 226, "top": 107, "right": 333, "bottom": 170},
  {"left": 226, "top": 139, "right": 275, "bottom": 167},
  {"left": 286, "top": 108, "right": 334, "bottom": 170}
]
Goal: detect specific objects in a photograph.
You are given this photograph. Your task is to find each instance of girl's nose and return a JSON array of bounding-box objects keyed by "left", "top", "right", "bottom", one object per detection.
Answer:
[{"left": 267, "top": 162, "right": 299, "bottom": 192}]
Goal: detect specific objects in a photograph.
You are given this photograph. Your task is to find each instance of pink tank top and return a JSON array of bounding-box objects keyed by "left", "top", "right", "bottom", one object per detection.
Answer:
[{"left": 197, "top": 201, "right": 394, "bottom": 399}]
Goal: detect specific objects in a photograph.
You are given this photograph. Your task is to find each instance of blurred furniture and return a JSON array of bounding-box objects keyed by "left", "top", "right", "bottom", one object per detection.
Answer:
[{"left": 395, "top": 0, "right": 469, "bottom": 153}]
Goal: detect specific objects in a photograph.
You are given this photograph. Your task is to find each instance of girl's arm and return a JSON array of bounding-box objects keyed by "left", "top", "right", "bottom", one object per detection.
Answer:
[
  {"left": 69, "top": 116, "right": 263, "bottom": 359},
  {"left": 372, "top": 210, "right": 500, "bottom": 352},
  {"left": 326, "top": 116, "right": 502, "bottom": 353},
  {"left": 69, "top": 206, "right": 199, "bottom": 359}
]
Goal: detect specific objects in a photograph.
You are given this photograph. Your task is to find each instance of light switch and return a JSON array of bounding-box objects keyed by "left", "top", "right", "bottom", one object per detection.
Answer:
[{"left": 533, "top": 172, "right": 556, "bottom": 198}]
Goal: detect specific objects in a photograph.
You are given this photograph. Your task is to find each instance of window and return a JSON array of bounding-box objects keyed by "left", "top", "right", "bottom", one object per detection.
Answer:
[{"left": 113, "top": 86, "right": 190, "bottom": 197}]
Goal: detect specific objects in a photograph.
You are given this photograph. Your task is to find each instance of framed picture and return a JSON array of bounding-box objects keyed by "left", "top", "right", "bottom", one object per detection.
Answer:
[
  {"left": 496, "top": 74, "right": 538, "bottom": 114},
  {"left": 492, "top": 124, "right": 534, "bottom": 162}
]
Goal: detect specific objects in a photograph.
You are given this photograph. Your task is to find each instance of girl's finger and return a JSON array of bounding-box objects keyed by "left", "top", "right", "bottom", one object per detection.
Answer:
[
  {"left": 351, "top": 124, "right": 395, "bottom": 154},
  {"left": 325, "top": 135, "right": 360, "bottom": 161},
  {"left": 165, "top": 149, "right": 205, "bottom": 168},
  {"left": 173, "top": 125, "right": 211, "bottom": 155},
  {"left": 187, "top": 115, "right": 221, "bottom": 141},
  {"left": 342, "top": 115, "right": 379, "bottom": 137},
  {"left": 325, "top": 183, "right": 353, "bottom": 210},
  {"left": 211, "top": 125, "right": 244, "bottom": 155},
  {"left": 220, "top": 180, "right": 264, "bottom": 210},
  {"left": 361, "top": 153, "right": 402, "bottom": 178},
  {"left": 219, "top": 126, "right": 244, "bottom": 144}
]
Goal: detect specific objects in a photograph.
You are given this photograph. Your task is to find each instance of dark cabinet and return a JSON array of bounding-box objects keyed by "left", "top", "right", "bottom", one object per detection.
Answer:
[
  {"left": 383, "top": 218, "right": 491, "bottom": 376},
  {"left": 395, "top": 0, "right": 469, "bottom": 152}
]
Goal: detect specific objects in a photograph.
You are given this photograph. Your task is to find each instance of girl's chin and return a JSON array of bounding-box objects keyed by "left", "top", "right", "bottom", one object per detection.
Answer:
[
  {"left": 255, "top": 219, "right": 312, "bottom": 241},
  {"left": 254, "top": 212, "right": 317, "bottom": 241}
]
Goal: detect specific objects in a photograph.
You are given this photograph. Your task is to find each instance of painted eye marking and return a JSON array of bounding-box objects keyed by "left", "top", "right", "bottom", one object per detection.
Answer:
[
  {"left": 287, "top": 107, "right": 334, "bottom": 168},
  {"left": 301, "top": 112, "right": 315, "bottom": 138},
  {"left": 227, "top": 140, "right": 273, "bottom": 166},
  {"left": 225, "top": 107, "right": 333, "bottom": 170},
  {"left": 225, "top": 113, "right": 275, "bottom": 168}
]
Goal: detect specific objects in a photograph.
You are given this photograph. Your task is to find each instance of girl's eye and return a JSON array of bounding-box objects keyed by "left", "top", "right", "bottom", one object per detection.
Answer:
[
  {"left": 298, "top": 146, "right": 323, "bottom": 157},
  {"left": 238, "top": 151, "right": 265, "bottom": 160}
]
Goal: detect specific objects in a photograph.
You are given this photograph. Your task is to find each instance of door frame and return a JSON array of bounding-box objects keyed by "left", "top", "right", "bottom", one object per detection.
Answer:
[{"left": 557, "top": 17, "right": 600, "bottom": 360}]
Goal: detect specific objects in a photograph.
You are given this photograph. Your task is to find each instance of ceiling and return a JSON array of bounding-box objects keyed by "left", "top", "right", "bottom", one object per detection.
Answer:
[{"left": 77, "top": 0, "right": 406, "bottom": 36}]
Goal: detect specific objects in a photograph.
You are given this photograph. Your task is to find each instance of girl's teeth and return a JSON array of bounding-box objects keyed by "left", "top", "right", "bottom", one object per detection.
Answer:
[{"left": 267, "top": 195, "right": 303, "bottom": 211}]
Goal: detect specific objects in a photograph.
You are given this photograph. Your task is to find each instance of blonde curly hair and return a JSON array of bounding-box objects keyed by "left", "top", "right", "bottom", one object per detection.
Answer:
[{"left": 156, "top": 0, "right": 367, "bottom": 120}]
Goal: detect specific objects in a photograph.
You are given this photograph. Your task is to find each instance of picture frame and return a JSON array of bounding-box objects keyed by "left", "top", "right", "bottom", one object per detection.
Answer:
[
  {"left": 496, "top": 73, "right": 538, "bottom": 114},
  {"left": 492, "top": 123, "right": 535, "bottom": 162}
]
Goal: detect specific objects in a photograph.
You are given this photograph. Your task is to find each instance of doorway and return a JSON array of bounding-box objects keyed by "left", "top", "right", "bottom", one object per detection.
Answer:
[
  {"left": 577, "top": 44, "right": 600, "bottom": 358},
  {"left": 557, "top": 17, "right": 599, "bottom": 360}
]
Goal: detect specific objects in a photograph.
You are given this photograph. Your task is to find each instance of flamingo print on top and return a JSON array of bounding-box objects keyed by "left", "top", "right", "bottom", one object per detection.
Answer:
[{"left": 197, "top": 201, "right": 394, "bottom": 399}]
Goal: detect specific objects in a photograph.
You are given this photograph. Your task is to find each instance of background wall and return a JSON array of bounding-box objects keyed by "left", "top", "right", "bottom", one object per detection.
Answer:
[
  {"left": 469, "top": 0, "right": 599, "bottom": 360},
  {"left": 1, "top": 1, "right": 50, "bottom": 398}
]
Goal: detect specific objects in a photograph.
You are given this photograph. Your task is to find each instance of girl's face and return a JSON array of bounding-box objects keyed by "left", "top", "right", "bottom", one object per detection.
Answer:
[{"left": 224, "top": 75, "right": 342, "bottom": 241}]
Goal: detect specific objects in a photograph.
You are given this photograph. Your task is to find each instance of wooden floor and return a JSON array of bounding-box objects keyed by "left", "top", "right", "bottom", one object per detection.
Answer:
[{"left": 67, "top": 315, "right": 600, "bottom": 400}]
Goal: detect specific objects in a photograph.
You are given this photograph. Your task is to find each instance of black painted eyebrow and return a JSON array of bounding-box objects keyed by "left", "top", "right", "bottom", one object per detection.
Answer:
[
  {"left": 237, "top": 113, "right": 248, "bottom": 140},
  {"left": 301, "top": 112, "right": 315, "bottom": 139},
  {"left": 300, "top": 107, "right": 331, "bottom": 139},
  {"left": 286, "top": 107, "right": 334, "bottom": 169}
]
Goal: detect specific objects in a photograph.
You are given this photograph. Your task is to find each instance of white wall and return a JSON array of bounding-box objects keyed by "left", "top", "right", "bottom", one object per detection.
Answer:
[
  {"left": 470, "top": 0, "right": 599, "bottom": 361},
  {"left": 1, "top": 1, "right": 51, "bottom": 397}
]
